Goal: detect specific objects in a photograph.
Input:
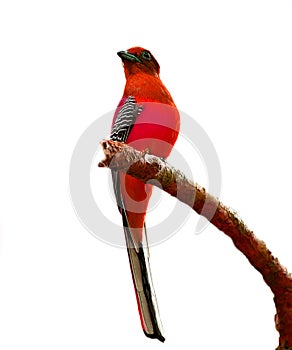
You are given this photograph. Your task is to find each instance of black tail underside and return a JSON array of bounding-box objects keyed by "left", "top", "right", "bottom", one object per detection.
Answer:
[{"left": 122, "top": 212, "right": 165, "bottom": 342}]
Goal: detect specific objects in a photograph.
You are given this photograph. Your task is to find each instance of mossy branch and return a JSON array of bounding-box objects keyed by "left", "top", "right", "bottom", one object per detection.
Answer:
[{"left": 99, "top": 139, "right": 292, "bottom": 349}]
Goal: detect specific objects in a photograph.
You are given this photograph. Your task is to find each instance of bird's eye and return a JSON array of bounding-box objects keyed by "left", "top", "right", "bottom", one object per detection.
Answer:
[{"left": 142, "top": 51, "right": 152, "bottom": 61}]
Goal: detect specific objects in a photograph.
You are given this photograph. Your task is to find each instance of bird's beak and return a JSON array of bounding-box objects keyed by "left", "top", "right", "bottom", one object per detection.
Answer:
[{"left": 117, "top": 51, "right": 142, "bottom": 63}]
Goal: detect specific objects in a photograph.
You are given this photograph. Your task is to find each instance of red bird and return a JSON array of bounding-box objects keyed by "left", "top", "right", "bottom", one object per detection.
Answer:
[{"left": 110, "top": 47, "right": 180, "bottom": 342}]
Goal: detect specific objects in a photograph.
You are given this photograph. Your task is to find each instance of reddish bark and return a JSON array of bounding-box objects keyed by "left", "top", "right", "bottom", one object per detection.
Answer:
[{"left": 99, "top": 139, "right": 292, "bottom": 349}]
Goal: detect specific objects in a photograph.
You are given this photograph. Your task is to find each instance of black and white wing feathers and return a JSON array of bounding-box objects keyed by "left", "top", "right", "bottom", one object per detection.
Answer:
[{"left": 110, "top": 96, "right": 143, "bottom": 142}]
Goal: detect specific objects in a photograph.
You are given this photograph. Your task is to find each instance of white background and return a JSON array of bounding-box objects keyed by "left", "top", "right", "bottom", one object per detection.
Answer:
[{"left": 1, "top": 1, "right": 292, "bottom": 349}]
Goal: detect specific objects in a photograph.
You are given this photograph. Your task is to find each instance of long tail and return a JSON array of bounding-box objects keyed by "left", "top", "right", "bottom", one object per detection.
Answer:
[{"left": 122, "top": 211, "right": 165, "bottom": 342}]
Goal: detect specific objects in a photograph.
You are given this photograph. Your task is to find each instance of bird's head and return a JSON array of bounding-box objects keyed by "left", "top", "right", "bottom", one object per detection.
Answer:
[{"left": 117, "top": 47, "right": 160, "bottom": 78}]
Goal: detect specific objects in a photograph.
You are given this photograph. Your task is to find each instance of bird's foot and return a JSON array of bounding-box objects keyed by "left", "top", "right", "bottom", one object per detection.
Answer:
[{"left": 141, "top": 148, "right": 150, "bottom": 157}]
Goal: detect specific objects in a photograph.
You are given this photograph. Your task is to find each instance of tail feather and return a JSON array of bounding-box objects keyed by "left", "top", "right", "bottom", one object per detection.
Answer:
[
  {"left": 123, "top": 214, "right": 165, "bottom": 342},
  {"left": 112, "top": 169, "right": 164, "bottom": 341}
]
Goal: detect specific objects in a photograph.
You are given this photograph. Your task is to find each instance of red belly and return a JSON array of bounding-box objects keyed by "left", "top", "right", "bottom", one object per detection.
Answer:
[{"left": 126, "top": 102, "right": 180, "bottom": 158}]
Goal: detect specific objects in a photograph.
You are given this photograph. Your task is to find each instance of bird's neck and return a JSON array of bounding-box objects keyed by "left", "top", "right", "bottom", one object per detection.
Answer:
[{"left": 123, "top": 73, "right": 175, "bottom": 105}]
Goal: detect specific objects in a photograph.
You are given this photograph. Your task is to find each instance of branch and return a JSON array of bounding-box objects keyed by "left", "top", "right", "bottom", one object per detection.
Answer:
[{"left": 99, "top": 139, "right": 292, "bottom": 350}]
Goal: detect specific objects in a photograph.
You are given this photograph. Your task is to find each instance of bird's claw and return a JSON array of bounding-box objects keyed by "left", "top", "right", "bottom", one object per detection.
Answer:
[{"left": 141, "top": 148, "right": 150, "bottom": 157}]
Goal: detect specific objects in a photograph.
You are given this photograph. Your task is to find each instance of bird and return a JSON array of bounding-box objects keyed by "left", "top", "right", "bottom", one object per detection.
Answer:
[{"left": 110, "top": 47, "right": 180, "bottom": 342}]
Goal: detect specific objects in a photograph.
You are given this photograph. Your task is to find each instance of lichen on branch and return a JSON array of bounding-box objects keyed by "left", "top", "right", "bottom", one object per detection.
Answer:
[{"left": 99, "top": 139, "right": 292, "bottom": 349}]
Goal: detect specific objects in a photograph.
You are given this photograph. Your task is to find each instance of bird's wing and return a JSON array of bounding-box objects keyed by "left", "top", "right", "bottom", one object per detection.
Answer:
[
  {"left": 110, "top": 96, "right": 165, "bottom": 342},
  {"left": 110, "top": 96, "right": 143, "bottom": 213},
  {"left": 110, "top": 96, "right": 143, "bottom": 142}
]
